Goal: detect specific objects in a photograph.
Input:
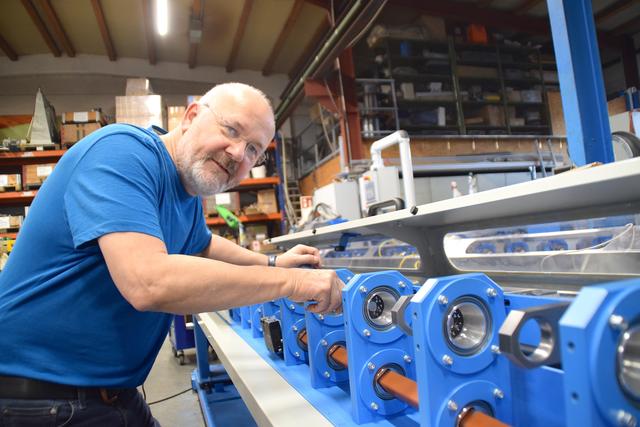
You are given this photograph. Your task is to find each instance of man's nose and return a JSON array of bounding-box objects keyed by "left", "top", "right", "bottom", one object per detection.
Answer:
[{"left": 225, "top": 140, "right": 246, "bottom": 163}]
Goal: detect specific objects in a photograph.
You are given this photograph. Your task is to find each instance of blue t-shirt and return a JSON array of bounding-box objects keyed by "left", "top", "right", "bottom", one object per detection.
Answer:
[{"left": 0, "top": 124, "right": 211, "bottom": 387}]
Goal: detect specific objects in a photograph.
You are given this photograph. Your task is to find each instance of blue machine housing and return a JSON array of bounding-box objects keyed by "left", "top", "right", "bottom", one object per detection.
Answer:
[
  {"left": 250, "top": 304, "right": 264, "bottom": 338},
  {"left": 411, "top": 273, "right": 512, "bottom": 427},
  {"left": 279, "top": 297, "right": 309, "bottom": 366},
  {"left": 343, "top": 270, "right": 417, "bottom": 424},
  {"left": 240, "top": 305, "right": 252, "bottom": 329},
  {"left": 305, "top": 268, "right": 355, "bottom": 389},
  {"left": 560, "top": 279, "right": 640, "bottom": 427}
]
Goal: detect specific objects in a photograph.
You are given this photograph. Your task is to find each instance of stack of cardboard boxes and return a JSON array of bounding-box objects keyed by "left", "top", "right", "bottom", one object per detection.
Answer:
[
  {"left": 116, "top": 78, "right": 165, "bottom": 129},
  {"left": 60, "top": 110, "right": 104, "bottom": 146}
]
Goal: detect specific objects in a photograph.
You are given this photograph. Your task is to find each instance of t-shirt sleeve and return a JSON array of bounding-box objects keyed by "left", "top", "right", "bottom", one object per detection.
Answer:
[{"left": 64, "top": 134, "right": 164, "bottom": 249}]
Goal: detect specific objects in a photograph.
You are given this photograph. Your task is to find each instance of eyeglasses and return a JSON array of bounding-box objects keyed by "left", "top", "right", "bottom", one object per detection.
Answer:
[{"left": 200, "top": 103, "right": 267, "bottom": 166}]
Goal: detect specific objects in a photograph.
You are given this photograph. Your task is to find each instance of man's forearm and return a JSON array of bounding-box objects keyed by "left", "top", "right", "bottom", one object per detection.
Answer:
[
  {"left": 202, "top": 234, "right": 268, "bottom": 266},
  {"left": 147, "top": 253, "right": 290, "bottom": 314}
]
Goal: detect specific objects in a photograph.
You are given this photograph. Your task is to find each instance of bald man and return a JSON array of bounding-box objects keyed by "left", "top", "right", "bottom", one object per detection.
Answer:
[{"left": 0, "top": 83, "right": 343, "bottom": 426}]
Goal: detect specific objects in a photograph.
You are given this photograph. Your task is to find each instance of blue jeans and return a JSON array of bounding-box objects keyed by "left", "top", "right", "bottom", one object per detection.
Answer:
[{"left": 0, "top": 388, "right": 160, "bottom": 426}]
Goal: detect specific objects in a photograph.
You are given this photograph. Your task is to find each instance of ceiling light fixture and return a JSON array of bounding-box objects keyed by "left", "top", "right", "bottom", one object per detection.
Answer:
[{"left": 156, "top": 0, "right": 168, "bottom": 36}]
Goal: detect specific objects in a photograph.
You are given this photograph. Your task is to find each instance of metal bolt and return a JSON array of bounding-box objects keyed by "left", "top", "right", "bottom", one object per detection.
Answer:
[
  {"left": 50, "top": 407, "right": 57, "bottom": 415},
  {"left": 294, "top": 351, "right": 301, "bottom": 359},
  {"left": 491, "top": 345, "right": 501, "bottom": 354},
  {"left": 486, "top": 287, "right": 498, "bottom": 298},
  {"left": 399, "top": 281, "right": 406, "bottom": 288},
  {"left": 363, "top": 329, "right": 371, "bottom": 337},
  {"left": 323, "top": 371, "right": 331, "bottom": 378},
  {"left": 438, "top": 295, "right": 449, "bottom": 306},
  {"left": 318, "top": 314, "right": 325, "bottom": 320},
  {"left": 359, "top": 286, "right": 368, "bottom": 294},
  {"left": 320, "top": 339, "right": 328, "bottom": 347},
  {"left": 447, "top": 400, "right": 458, "bottom": 411},
  {"left": 616, "top": 410, "right": 637, "bottom": 427},
  {"left": 442, "top": 354, "right": 453, "bottom": 366},
  {"left": 403, "top": 355, "right": 412, "bottom": 363},
  {"left": 292, "top": 325, "right": 298, "bottom": 332},
  {"left": 367, "top": 362, "right": 376, "bottom": 371},
  {"left": 346, "top": 276, "right": 352, "bottom": 282},
  {"left": 610, "top": 315, "right": 628, "bottom": 331},
  {"left": 289, "top": 304, "right": 296, "bottom": 310},
  {"left": 257, "top": 308, "right": 262, "bottom": 313},
  {"left": 370, "top": 402, "right": 379, "bottom": 411},
  {"left": 493, "top": 388, "right": 504, "bottom": 399}
]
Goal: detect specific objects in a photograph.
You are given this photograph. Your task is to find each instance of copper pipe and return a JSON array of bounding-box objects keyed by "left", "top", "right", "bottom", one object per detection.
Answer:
[
  {"left": 298, "top": 329, "right": 308, "bottom": 346},
  {"left": 459, "top": 409, "right": 510, "bottom": 427},
  {"left": 328, "top": 344, "right": 349, "bottom": 368},
  {"left": 376, "top": 369, "right": 419, "bottom": 408}
]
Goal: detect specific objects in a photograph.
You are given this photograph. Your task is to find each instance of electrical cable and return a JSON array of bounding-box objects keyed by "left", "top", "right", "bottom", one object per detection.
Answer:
[
  {"left": 147, "top": 387, "right": 193, "bottom": 405},
  {"left": 141, "top": 384, "right": 147, "bottom": 401}
]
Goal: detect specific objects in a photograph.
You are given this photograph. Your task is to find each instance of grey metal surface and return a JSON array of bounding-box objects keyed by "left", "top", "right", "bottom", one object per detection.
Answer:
[
  {"left": 269, "top": 157, "right": 640, "bottom": 288},
  {"left": 196, "top": 312, "right": 332, "bottom": 427}
]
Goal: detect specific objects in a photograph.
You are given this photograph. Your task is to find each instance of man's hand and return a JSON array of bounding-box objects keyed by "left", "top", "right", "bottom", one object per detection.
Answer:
[
  {"left": 287, "top": 269, "right": 344, "bottom": 314},
  {"left": 276, "top": 244, "right": 321, "bottom": 268}
]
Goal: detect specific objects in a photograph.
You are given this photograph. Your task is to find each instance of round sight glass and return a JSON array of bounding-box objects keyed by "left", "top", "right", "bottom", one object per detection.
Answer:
[
  {"left": 444, "top": 297, "right": 491, "bottom": 355},
  {"left": 364, "top": 287, "right": 400, "bottom": 331},
  {"left": 618, "top": 324, "right": 640, "bottom": 402}
]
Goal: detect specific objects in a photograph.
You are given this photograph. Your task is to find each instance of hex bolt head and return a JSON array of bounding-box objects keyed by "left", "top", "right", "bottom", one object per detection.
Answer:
[
  {"left": 359, "top": 286, "right": 368, "bottom": 294},
  {"left": 399, "top": 281, "right": 406, "bottom": 288},
  {"left": 486, "top": 287, "right": 498, "bottom": 298},
  {"left": 442, "top": 354, "right": 453, "bottom": 366},
  {"left": 292, "top": 325, "right": 298, "bottom": 332},
  {"left": 289, "top": 304, "right": 296, "bottom": 310},
  {"left": 363, "top": 329, "right": 371, "bottom": 337},
  {"left": 317, "top": 314, "right": 325, "bottom": 320},
  {"left": 438, "top": 295, "right": 449, "bottom": 306},
  {"left": 294, "top": 351, "right": 301, "bottom": 359},
  {"left": 367, "top": 362, "right": 376, "bottom": 371},
  {"left": 403, "top": 355, "right": 412, "bottom": 363},
  {"left": 370, "top": 402, "right": 379, "bottom": 411},
  {"left": 323, "top": 371, "right": 331, "bottom": 378},
  {"left": 491, "top": 345, "right": 501, "bottom": 354},
  {"left": 610, "top": 315, "right": 628, "bottom": 331},
  {"left": 493, "top": 388, "right": 504, "bottom": 399},
  {"left": 447, "top": 400, "right": 458, "bottom": 411},
  {"left": 257, "top": 308, "right": 262, "bottom": 313},
  {"left": 616, "top": 410, "right": 637, "bottom": 427},
  {"left": 320, "top": 339, "right": 328, "bottom": 347}
]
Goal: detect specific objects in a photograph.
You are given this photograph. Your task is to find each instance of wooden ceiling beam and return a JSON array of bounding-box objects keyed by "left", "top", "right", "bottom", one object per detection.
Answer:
[
  {"left": 188, "top": 0, "right": 203, "bottom": 69},
  {"left": 90, "top": 0, "right": 116, "bottom": 61},
  {"left": 476, "top": 0, "right": 495, "bottom": 8},
  {"left": 20, "top": 0, "right": 61, "bottom": 57},
  {"left": 141, "top": 0, "right": 157, "bottom": 65},
  {"left": 612, "top": 15, "right": 640, "bottom": 36},
  {"left": 288, "top": 14, "right": 330, "bottom": 79},
  {"left": 304, "top": 0, "right": 331, "bottom": 10},
  {"left": 595, "top": 0, "right": 635, "bottom": 24},
  {"left": 226, "top": 0, "right": 254, "bottom": 73},
  {"left": 262, "top": 0, "right": 305, "bottom": 76},
  {"left": 513, "top": 0, "right": 543, "bottom": 15},
  {"left": 0, "top": 34, "right": 18, "bottom": 61},
  {"left": 40, "top": 0, "right": 75, "bottom": 57}
]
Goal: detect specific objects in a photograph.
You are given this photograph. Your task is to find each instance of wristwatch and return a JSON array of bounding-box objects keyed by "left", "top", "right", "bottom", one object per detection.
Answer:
[{"left": 267, "top": 254, "right": 277, "bottom": 267}]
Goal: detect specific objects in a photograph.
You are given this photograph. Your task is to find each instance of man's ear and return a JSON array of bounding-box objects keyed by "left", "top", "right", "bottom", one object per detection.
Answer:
[{"left": 181, "top": 103, "right": 200, "bottom": 133}]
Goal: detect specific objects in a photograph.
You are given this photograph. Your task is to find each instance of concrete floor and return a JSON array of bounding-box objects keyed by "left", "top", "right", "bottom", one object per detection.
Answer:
[{"left": 141, "top": 338, "right": 204, "bottom": 427}]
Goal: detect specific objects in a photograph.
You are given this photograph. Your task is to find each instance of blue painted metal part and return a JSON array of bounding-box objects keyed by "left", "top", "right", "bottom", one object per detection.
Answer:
[
  {"left": 560, "top": 279, "right": 640, "bottom": 427},
  {"left": 547, "top": 0, "right": 613, "bottom": 165},
  {"left": 261, "top": 300, "right": 281, "bottom": 318},
  {"left": 279, "top": 297, "right": 309, "bottom": 366},
  {"left": 240, "top": 305, "right": 251, "bottom": 329},
  {"left": 411, "top": 273, "right": 512, "bottom": 427},
  {"left": 169, "top": 314, "right": 195, "bottom": 352},
  {"left": 306, "top": 268, "right": 355, "bottom": 389},
  {"left": 229, "top": 308, "right": 241, "bottom": 323},
  {"left": 343, "top": 271, "right": 417, "bottom": 424},
  {"left": 192, "top": 321, "right": 256, "bottom": 427},
  {"left": 250, "top": 304, "right": 264, "bottom": 338}
]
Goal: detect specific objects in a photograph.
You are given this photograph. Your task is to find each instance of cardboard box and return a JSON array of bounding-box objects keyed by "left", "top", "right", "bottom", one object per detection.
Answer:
[
  {"left": 126, "top": 78, "right": 153, "bottom": 96},
  {"left": 62, "top": 111, "right": 104, "bottom": 124},
  {"left": 61, "top": 123, "right": 102, "bottom": 144},
  {"left": 480, "top": 105, "right": 505, "bottom": 126},
  {"left": 257, "top": 189, "right": 278, "bottom": 214},
  {"left": 167, "top": 106, "right": 186, "bottom": 132},
  {"left": 244, "top": 224, "right": 268, "bottom": 242},
  {"left": 457, "top": 65, "right": 498, "bottom": 79},
  {"left": 0, "top": 174, "right": 21, "bottom": 191},
  {"left": 116, "top": 95, "right": 165, "bottom": 129},
  {"left": 25, "top": 163, "right": 56, "bottom": 187},
  {"left": 0, "top": 215, "right": 22, "bottom": 230},
  {"left": 203, "top": 192, "right": 241, "bottom": 216}
]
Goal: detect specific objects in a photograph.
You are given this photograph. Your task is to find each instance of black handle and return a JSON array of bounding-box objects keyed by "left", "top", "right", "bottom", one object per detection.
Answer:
[{"left": 366, "top": 198, "right": 405, "bottom": 217}]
